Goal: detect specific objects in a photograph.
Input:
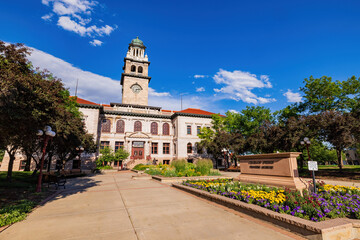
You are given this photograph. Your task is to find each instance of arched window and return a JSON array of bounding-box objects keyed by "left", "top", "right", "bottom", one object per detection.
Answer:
[
  {"left": 151, "top": 122, "right": 158, "bottom": 135},
  {"left": 187, "top": 143, "right": 192, "bottom": 154},
  {"left": 131, "top": 65, "right": 136, "bottom": 72},
  {"left": 138, "top": 66, "right": 143, "bottom": 73},
  {"left": 134, "top": 121, "right": 142, "bottom": 132},
  {"left": 116, "top": 120, "right": 125, "bottom": 133},
  {"left": 101, "top": 119, "right": 111, "bottom": 133},
  {"left": 162, "top": 123, "right": 170, "bottom": 135}
]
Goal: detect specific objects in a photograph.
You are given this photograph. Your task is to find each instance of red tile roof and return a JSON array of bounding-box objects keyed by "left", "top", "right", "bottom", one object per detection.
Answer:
[
  {"left": 72, "top": 97, "right": 219, "bottom": 116},
  {"left": 177, "top": 108, "right": 217, "bottom": 116},
  {"left": 71, "top": 97, "right": 99, "bottom": 105}
]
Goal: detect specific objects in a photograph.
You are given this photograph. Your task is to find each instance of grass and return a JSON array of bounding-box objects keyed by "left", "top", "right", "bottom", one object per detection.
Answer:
[
  {"left": 0, "top": 171, "right": 55, "bottom": 227},
  {"left": 299, "top": 165, "right": 360, "bottom": 182}
]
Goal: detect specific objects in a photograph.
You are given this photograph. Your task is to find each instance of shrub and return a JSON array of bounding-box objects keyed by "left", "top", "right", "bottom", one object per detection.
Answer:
[
  {"left": 145, "top": 167, "right": 162, "bottom": 176},
  {"left": 133, "top": 164, "right": 149, "bottom": 171},
  {"left": 96, "top": 165, "right": 113, "bottom": 170},
  {"left": 208, "top": 169, "right": 221, "bottom": 176},
  {"left": 0, "top": 200, "right": 35, "bottom": 227},
  {"left": 195, "top": 159, "right": 213, "bottom": 175},
  {"left": 163, "top": 168, "right": 177, "bottom": 177},
  {"left": 171, "top": 159, "right": 187, "bottom": 173}
]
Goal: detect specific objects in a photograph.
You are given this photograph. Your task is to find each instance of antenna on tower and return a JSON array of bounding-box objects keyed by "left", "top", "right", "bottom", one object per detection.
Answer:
[
  {"left": 180, "top": 93, "right": 186, "bottom": 110},
  {"left": 75, "top": 79, "right": 79, "bottom": 97}
]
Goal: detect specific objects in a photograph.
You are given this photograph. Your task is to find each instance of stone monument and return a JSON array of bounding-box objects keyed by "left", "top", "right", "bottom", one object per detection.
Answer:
[{"left": 236, "top": 152, "right": 308, "bottom": 191}]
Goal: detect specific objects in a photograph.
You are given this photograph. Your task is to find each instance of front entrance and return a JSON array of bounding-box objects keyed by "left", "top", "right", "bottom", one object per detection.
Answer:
[{"left": 132, "top": 141, "right": 144, "bottom": 160}]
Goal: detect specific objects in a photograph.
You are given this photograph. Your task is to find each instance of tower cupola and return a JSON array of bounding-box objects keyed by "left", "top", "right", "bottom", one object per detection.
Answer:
[{"left": 126, "top": 37, "right": 148, "bottom": 61}]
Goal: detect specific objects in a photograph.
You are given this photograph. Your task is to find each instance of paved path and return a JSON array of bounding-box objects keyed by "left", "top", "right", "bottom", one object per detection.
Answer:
[{"left": 1, "top": 172, "right": 302, "bottom": 240}]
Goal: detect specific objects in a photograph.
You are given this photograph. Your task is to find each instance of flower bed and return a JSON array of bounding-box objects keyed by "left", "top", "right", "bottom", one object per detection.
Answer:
[
  {"left": 183, "top": 179, "right": 360, "bottom": 222},
  {"left": 142, "top": 159, "right": 221, "bottom": 177}
]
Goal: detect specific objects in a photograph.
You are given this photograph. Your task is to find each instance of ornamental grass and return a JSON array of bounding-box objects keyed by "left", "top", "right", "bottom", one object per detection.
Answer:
[{"left": 183, "top": 179, "right": 360, "bottom": 222}]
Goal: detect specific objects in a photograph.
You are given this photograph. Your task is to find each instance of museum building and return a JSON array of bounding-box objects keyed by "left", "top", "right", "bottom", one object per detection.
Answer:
[{"left": 0, "top": 37, "right": 217, "bottom": 171}]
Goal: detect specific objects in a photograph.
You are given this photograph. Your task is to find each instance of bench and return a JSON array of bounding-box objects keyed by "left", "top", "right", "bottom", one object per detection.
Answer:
[{"left": 43, "top": 174, "right": 66, "bottom": 190}]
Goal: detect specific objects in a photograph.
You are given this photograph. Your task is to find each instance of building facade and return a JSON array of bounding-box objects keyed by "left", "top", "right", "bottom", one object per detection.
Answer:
[
  {"left": 78, "top": 37, "right": 215, "bottom": 168},
  {"left": 0, "top": 37, "right": 216, "bottom": 171}
]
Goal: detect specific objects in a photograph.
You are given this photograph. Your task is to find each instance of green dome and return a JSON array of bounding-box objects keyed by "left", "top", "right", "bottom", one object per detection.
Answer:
[{"left": 130, "top": 36, "right": 144, "bottom": 47}]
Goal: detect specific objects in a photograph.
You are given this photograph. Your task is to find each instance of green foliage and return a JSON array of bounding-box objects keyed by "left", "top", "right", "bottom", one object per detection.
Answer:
[
  {"left": 195, "top": 159, "right": 213, "bottom": 175},
  {"left": 114, "top": 148, "right": 130, "bottom": 163},
  {"left": 0, "top": 149, "right": 4, "bottom": 162},
  {"left": 0, "top": 41, "right": 96, "bottom": 181},
  {"left": 144, "top": 159, "right": 215, "bottom": 177},
  {"left": 96, "top": 165, "right": 113, "bottom": 170},
  {"left": 96, "top": 147, "right": 130, "bottom": 168},
  {"left": 171, "top": 159, "right": 187, "bottom": 173},
  {"left": 301, "top": 139, "right": 338, "bottom": 164},
  {"left": 0, "top": 200, "right": 35, "bottom": 227}
]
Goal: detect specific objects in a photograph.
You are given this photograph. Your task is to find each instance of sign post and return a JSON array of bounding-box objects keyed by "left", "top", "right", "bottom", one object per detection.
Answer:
[{"left": 308, "top": 161, "right": 318, "bottom": 193}]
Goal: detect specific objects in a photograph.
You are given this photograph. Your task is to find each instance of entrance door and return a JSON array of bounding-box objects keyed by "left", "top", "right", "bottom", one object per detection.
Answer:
[{"left": 132, "top": 141, "right": 144, "bottom": 160}]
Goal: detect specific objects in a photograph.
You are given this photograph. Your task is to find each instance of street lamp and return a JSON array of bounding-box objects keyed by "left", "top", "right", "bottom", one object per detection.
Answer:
[
  {"left": 301, "top": 137, "right": 317, "bottom": 193},
  {"left": 75, "top": 146, "right": 84, "bottom": 170},
  {"left": 300, "top": 137, "right": 311, "bottom": 162},
  {"left": 36, "top": 126, "right": 56, "bottom": 192}
]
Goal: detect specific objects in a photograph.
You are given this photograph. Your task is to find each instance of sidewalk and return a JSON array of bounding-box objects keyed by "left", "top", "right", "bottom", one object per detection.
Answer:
[{"left": 0, "top": 172, "right": 302, "bottom": 240}]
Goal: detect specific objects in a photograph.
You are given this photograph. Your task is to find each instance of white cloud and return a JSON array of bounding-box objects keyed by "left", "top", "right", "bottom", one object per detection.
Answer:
[
  {"left": 196, "top": 87, "right": 205, "bottom": 92},
  {"left": 229, "top": 109, "right": 239, "bottom": 113},
  {"left": 283, "top": 89, "right": 303, "bottom": 103},
  {"left": 194, "top": 74, "right": 208, "bottom": 79},
  {"left": 41, "top": 13, "right": 54, "bottom": 21},
  {"left": 26, "top": 46, "right": 215, "bottom": 111},
  {"left": 28, "top": 46, "right": 121, "bottom": 104},
  {"left": 57, "top": 16, "right": 114, "bottom": 37},
  {"left": 41, "top": 0, "right": 116, "bottom": 44},
  {"left": 213, "top": 69, "right": 276, "bottom": 104},
  {"left": 89, "top": 39, "right": 102, "bottom": 46},
  {"left": 148, "top": 88, "right": 171, "bottom": 97}
]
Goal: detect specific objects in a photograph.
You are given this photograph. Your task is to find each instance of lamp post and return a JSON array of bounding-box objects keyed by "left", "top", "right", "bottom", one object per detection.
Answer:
[
  {"left": 75, "top": 146, "right": 84, "bottom": 171},
  {"left": 301, "top": 137, "right": 317, "bottom": 193},
  {"left": 36, "top": 126, "right": 56, "bottom": 192}
]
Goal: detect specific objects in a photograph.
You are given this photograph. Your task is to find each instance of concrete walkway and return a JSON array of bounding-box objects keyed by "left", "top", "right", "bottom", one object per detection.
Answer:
[{"left": 0, "top": 172, "right": 303, "bottom": 240}]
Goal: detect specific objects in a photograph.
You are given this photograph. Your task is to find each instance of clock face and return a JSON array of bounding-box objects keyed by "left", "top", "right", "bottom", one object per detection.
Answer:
[{"left": 131, "top": 84, "right": 142, "bottom": 94}]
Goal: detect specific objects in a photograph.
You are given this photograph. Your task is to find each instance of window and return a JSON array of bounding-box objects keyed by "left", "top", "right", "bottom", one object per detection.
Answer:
[
  {"left": 151, "top": 122, "right": 158, "bottom": 135},
  {"left": 163, "top": 143, "right": 170, "bottom": 154},
  {"left": 163, "top": 160, "right": 170, "bottom": 165},
  {"left": 116, "top": 120, "right": 125, "bottom": 133},
  {"left": 101, "top": 119, "right": 111, "bottom": 133},
  {"left": 163, "top": 123, "right": 170, "bottom": 135},
  {"left": 131, "top": 65, "right": 136, "bottom": 72},
  {"left": 134, "top": 121, "right": 142, "bottom": 132},
  {"left": 197, "top": 126, "right": 201, "bottom": 135},
  {"left": 100, "top": 141, "right": 110, "bottom": 150},
  {"left": 115, "top": 141, "right": 124, "bottom": 152},
  {"left": 187, "top": 143, "right": 192, "bottom": 154},
  {"left": 19, "top": 160, "right": 26, "bottom": 170},
  {"left": 138, "top": 66, "right": 143, "bottom": 73},
  {"left": 187, "top": 125, "right": 191, "bottom": 135},
  {"left": 151, "top": 143, "right": 158, "bottom": 154},
  {"left": 174, "top": 143, "right": 176, "bottom": 154}
]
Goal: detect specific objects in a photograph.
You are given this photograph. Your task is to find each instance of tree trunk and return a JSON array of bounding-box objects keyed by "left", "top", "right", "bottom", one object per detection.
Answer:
[
  {"left": 6, "top": 149, "right": 16, "bottom": 182},
  {"left": 24, "top": 151, "right": 32, "bottom": 171},
  {"left": 337, "top": 148, "right": 343, "bottom": 171},
  {"left": 47, "top": 153, "right": 53, "bottom": 172}
]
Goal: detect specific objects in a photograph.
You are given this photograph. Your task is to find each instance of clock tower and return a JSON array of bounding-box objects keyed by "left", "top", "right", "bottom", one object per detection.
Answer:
[{"left": 121, "top": 37, "right": 151, "bottom": 106}]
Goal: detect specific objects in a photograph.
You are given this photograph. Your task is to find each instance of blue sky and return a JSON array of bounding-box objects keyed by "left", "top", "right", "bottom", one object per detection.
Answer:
[{"left": 1, "top": 0, "right": 360, "bottom": 113}]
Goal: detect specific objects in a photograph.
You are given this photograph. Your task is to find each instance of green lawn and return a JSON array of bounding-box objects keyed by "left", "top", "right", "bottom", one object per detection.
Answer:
[
  {"left": 0, "top": 171, "right": 54, "bottom": 227},
  {"left": 299, "top": 165, "right": 360, "bottom": 181}
]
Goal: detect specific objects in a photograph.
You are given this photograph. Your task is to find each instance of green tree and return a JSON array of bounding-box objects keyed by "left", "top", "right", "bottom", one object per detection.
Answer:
[
  {"left": 114, "top": 148, "right": 130, "bottom": 169},
  {"left": 0, "top": 42, "right": 65, "bottom": 181},
  {"left": 316, "top": 111, "right": 360, "bottom": 169}
]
